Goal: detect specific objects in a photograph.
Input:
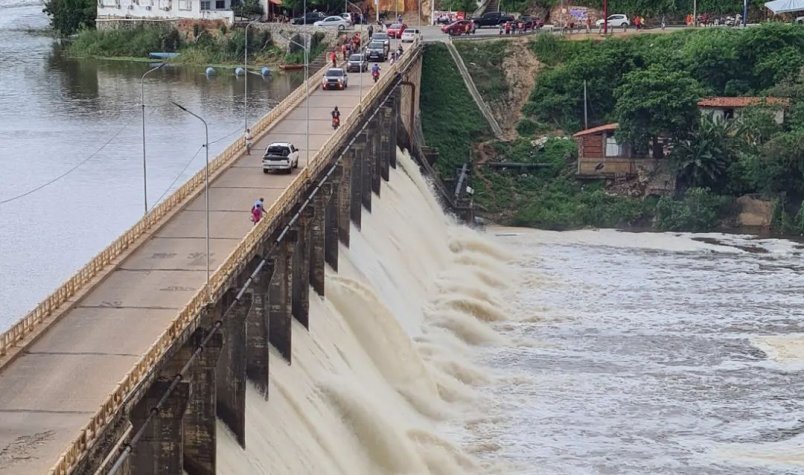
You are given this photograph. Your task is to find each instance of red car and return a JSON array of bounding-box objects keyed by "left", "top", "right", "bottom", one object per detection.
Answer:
[
  {"left": 386, "top": 23, "right": 407, "bottom": 38},
  {"left": 441, "top": 20, "right": 474, "bottom": 36}
]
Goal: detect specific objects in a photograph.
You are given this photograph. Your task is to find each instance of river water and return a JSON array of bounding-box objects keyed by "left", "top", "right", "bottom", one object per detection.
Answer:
[
  {"left": 482, "top": 229, "right": 804, "bottom": 474},
  {"left": 0, "top": 0, "right": 303, "bottom": 327}
]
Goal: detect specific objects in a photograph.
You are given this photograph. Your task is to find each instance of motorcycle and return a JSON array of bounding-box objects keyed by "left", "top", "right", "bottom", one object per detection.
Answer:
[
  {"left": 372, "top": 70, "right": 380, "bottom": 83},
  {"left": 332, "top": 115, "right": 340, "bottom": 130}
]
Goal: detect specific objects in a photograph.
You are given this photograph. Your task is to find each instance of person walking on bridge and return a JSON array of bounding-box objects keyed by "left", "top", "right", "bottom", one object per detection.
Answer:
[
  {"left": 244, "top": 128, "right": 253, "bottom": 155},
  {"left": 251, "top": 197, "right": 265, "bottom": 224}
]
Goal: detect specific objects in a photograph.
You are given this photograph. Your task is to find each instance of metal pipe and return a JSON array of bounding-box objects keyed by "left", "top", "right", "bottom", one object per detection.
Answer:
[{"left": 140, "top": 62, "right": 165, "bottom": 215}]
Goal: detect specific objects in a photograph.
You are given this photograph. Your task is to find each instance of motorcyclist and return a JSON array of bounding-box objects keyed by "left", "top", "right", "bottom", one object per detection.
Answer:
[
  {"left": 371, "top": 63, "right": 380, "bottom": 82},
  {"left": 331, "top": 106, "right": 341, "bottom": 129},
  {"left": 396, "top": 45, "right": 403, "bottom": 57}
]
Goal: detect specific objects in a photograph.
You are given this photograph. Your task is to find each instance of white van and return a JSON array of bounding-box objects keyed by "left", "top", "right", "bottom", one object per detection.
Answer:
[{"left": 401, "top": 28, "right": 421, "bottom": 42}]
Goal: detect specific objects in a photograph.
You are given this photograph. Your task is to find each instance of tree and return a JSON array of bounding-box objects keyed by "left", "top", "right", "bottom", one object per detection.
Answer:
[
  {"left": 671, "top": 115, "right": 741, "bottom": 191},
  {"left": 232, "top": 0, "right": 264, "bottom": 19},
  {"left": 43, "top": 0, "right": 95, "bottom": 37},
  {"left": 614, "top": 64, "right": 702, "bottom": 158}
]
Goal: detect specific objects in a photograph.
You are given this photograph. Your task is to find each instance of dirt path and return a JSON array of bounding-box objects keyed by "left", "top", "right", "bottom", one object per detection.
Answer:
[{"left": 496, "top": 38, "right": 540, "bottom": 140}]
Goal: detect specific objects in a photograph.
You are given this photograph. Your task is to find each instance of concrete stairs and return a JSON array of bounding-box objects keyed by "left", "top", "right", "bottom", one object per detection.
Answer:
[
  {"left": 444, "top": 41, "right": 505, "bottom": 139},
  {"left": 483, "top": 0, "right": 499, "bottom": 15}
]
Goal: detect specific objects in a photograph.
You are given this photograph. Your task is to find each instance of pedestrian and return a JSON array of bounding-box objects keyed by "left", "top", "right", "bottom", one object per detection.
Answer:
[
  {"left": 499, "top": 23, "right": 504, "bottom": 35},
  {"left": 661, "top": 15, "right": 666, "bottom": 30},
  {"left": 244, "top": 128, "right": 253, "bottom": 155},
  {"left": 585, "top": 16, "right": 592, "bottom": 33},
  {"left": 471, "top": 21, "right": 477, "bottom": 34},
  {"left": 330, "top": 49, "right": 337, "bottom": 67},
  {"left": 251, "top": 198, "right": 265, "bottom": 224},
  {"left": 368, "top": 23, "right": 374, "bottom": 39},
  {"left": 504, "top": 21, "right": 511, "bottom": 35},
  {"left": 341, "top": 43, "right": 347, "bottom": 61},
  {"left": 634, "top": 15, "right": 641, "bottom": 31}
]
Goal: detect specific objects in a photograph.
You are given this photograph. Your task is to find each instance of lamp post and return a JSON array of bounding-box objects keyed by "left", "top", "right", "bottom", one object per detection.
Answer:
[
  {"left": 244, "top": 20, "right": 259, "bottom": 133},
  {"left": 285, "top": 34, "right": 310, "bottom": 167},
  {"left": 347, "top": 0, "right": 364, "bottom": 106},
  {"left": 140, "top": 62, "right": 165, "bottom": 215},
  {"left": 171, "top": 101, "right": 211, "bottom": 301}
]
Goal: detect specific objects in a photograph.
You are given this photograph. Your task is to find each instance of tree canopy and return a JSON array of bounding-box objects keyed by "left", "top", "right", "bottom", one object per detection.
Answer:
[
  {"left": 43, "top": 0, "right": 95, "bottom": 37},
  {"left": 614, "top": 65, "right": 702, "bottom": 157}
]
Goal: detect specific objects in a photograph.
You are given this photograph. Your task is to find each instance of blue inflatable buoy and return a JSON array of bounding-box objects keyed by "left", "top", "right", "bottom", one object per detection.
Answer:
[
  {"left": 205, "top": 66, "right": 216, "bottom": 76},
  {"left": 261, "top": 66, "right": 271, "bottom": 76},
  {"left": 235, "top": 67, "right": 245, "bottom": 76}
]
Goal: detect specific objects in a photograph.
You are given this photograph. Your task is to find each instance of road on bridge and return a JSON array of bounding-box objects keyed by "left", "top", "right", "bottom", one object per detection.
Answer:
[{"left": 0, "top": 41, "right": 400, "bottom": 474}]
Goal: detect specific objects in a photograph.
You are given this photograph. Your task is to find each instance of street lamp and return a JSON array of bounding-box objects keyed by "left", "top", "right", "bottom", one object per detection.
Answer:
[
  {"left": 283, "top": 33, "right": 310, "bottom": 167},
  {"left": 171, "top": 101, "right": 211, "bottom": 302},
  {"left": 244, "top": 20, "right": 259, "bottom": 133},
  {"left": 140, "top": 62, "right": 165, "bottom": 215},
  {"left": 347, "top": 0, "right": 364, "bottom": 106}
]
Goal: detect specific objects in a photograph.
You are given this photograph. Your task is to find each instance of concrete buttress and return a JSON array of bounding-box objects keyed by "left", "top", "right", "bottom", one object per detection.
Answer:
[
  {"left": 247, "top": 259, "right": 274, "bottom": 396},
  {"left": 350, "top": 138, "right": 365, "bottom": 226},
  {"left": 310, "top": 183, "right": 331, "bottom": 295},
  {"left": 129, "top": 380, "right": 190, "bottom": 475},
  {"left": 326, "top": 166, "right": 342, "bottom": 270},
  {"left": 361, "top": 128, "right": 375, "bottom": 209},
  {"left": 182, "top": 330, "right": 223, "bottom": 475},
  {"left": 218, "top": 292, "right": 252, "bottom": 446},
  {"left": 380, "top": 105, "right": 393, "bottom": 180},
  {"left": 269, "top": 230, "right": 297, "bottom": 362},
  {"left": 292, "top": 207, "right": 314, "bottom": 328}
]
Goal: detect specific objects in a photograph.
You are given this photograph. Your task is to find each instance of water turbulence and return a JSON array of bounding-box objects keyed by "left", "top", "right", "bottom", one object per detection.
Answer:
[{"left": 217, "top": 150, "right": 513, "bottom": 474}]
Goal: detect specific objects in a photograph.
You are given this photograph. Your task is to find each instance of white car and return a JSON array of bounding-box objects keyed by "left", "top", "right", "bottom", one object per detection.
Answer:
[
  {"left": 596, "top": 14, "right": 630, "bottom": 28},
  {"left": 340, "top": 12, "right": 353, "bottom": 25},
  {"left": 401, "top": 28, "right": 420, "bottom": 42},
  {"left": 314, "top": 16, "right": 350, "bottom": 30},
  {"left": 262, "top": 142, "right": 299, "bottom": 174}
]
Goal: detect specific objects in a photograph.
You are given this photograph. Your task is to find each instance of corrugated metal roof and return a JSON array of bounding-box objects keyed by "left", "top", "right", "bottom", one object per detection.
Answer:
[
  {"left": 697, "top": 97, "right": 789, "bottom": 108},
  {"left": 572, "top": 123, "right": 618, "bottom": 137}
]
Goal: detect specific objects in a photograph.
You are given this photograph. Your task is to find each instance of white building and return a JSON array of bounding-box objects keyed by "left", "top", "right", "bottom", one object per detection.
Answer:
[
  {"left": 97, "top": 0, "right": 235, "bottom": 25},
  {"left": 697, "top": 97, "right": 789, "bottom": 125}
]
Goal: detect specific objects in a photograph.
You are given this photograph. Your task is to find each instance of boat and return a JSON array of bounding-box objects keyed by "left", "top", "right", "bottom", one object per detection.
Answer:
[
  {"left": 279, "top": 63, "right": 305, "bottom": 71},
  {"left": 149, "top": 52, "right": 179, "bottom": 60}
]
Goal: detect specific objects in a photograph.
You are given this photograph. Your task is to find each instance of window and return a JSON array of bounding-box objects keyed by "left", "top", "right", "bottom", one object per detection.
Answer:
[
  {"left": 215, "top": 0, "right": 224, "bottom": 8},
  {"left": 723, "top": 108, "right": 735, "bottom": 120},
  {"left": 200, "top": 0, "right": 210, "bottom": 9},
  {"left": 605, "top": 135, "right": 623, "bottom": 157}
]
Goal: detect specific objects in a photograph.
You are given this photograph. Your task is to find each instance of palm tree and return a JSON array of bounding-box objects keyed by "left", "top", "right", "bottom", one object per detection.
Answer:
[{"left": 671, "top": 115, "right": 742, "bottom": 192}]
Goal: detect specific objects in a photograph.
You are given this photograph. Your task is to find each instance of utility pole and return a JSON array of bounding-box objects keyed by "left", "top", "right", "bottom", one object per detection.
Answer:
[
  {"left": 603, "top": 0, "right": 607, "bottom": 34},
  {"left": 693, "top": 0, "right": 697, "bottom": 27},
  {"left": 742, "top": 0, "right": 748, "bottom": 27},
  {"left": 583, "top": 80, "right": 588, "bottom": 129}
]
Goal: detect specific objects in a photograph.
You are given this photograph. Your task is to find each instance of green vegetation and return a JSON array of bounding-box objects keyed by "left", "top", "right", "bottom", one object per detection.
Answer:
[
  {"left": 420, "top": 43, "right": 491, "bottom": 177},
  {"left": 67, "top": 26, "right": 286, "bottom": 65},
  {"left": 453, "top": 41, "right": 509, "bottom": 104},
  {"left": 284, "top": 32, "right": 327, "bottom": 64},
  {"left": 421, "top": 24, "right": 804, "bottom": 232},
  {"left": 43, "top": 0, "right": 95, "bottom": 37}
]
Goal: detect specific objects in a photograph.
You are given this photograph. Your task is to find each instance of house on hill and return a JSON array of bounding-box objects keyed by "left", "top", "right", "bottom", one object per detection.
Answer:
[
  {"left": 573, "top": 123, "right": 674, "bottom": 196},
  {"left": 697, "top": 96, "right": 789, "bottom": 124}
]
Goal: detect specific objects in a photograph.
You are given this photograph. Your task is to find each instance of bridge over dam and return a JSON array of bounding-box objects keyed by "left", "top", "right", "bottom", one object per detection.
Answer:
[{"left": 0, "top": 38, "right": 424, "bottom": 475}]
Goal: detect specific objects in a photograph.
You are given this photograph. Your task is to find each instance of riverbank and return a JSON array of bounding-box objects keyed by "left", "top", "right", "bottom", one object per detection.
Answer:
[
  {"left": 66, "top": 24, "right": 329, "bottom": 67},
  {"left": 420, "top": 25, "right": 804, "bottom": 234}
]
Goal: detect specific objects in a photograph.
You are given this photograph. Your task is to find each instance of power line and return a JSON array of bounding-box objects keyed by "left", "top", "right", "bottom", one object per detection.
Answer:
[
  {"left": 0, "top": 114, "right": 137, "bottom": 206},
  {"left": 152, "top": 145, "right": 205, "bottom": 207}
]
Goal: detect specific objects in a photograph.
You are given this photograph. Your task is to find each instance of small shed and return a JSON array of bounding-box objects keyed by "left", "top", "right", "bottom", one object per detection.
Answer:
[
  {"left": 697, "top": 97, "right": 789, "bottom": 124},
  {"left": 573, "top": 123, "right": 656, "bottom": 178}
]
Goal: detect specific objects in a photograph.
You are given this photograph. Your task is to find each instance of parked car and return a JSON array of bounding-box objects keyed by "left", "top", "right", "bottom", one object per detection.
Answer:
[
  {"left": 519, "top": 15, "right": 543, "bottom": 29},
  {"left": 372, "top": 32, "right": 391, "bottom": 48},
  {"left": 314, "top": 16, "right": 350, "bottom": 29},
  {"left": 322, "top": 68, "right": 348, "bottom": 89},
  {"left": 386, "top": 23, "right": 407, "bottom": 38},
  {"left": 442, "top": 20, "right": 474, "bottom": 35},
  {"left": 346, "top": 53, "right": 368, "bottom": 72},
  {"left": 401, "top": 28, "right": 420, "bottom": 42},
  {"left": 340, "top": 12, "right": 353, "bottom": 25},
  {"left": 262, "top": 143, "right": 299, "bottom": 174},
  {"left": 596, "top": 14, "right": 630, "bottom": 28},
  {"left": 365, "top": 40, "right": 387, "bottom": 62},
  {"left": 471, "top": 11, "right": 514, "bottom": 27},
  {"left": 291, "top": 12, "right": 325, "bottom": 25}
]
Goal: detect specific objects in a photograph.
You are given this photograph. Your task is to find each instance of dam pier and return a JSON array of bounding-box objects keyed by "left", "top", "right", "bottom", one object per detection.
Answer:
[{"left": 0, "top": 39, "right": 423, "bottom": 475}]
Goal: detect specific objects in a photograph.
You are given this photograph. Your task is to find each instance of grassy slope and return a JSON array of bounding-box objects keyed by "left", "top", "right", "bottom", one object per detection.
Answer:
[
  {"left": 419, "top": 43, "right": 491, "bottom": 178},
  {"left": 453, "top": 41, "right": 509, "bottom": 105}
]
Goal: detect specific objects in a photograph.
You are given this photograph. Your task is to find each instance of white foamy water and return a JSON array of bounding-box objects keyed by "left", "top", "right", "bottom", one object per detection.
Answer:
[
  {"left": 483, "top": 228, "right": 804, "bottom": 474},
  {"left": 216, "top": 150, "right": 517, "bottom": 474}
]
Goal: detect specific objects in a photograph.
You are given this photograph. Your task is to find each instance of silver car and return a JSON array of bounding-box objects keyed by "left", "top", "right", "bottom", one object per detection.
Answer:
[{"left": 322, "top": 68, "right": 348, "bottom": 90}]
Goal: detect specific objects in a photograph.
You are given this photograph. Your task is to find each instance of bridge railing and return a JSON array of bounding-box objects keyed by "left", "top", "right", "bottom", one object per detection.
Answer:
[
  {"left": 0, "top": 65, "right": 332, "bottom": 362},
  {"left": 48, "top": 39, "right": 422, "bottom": 475}
]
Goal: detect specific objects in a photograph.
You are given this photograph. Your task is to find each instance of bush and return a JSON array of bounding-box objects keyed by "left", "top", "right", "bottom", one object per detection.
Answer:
[
  {"left": 44, "top": 0, "right": 95, "bottom": 37},
  {"left": 654, "top": 187, "right": 731, "bottom": 231},
  {"left": 68, "top": 26, "right": 176, "bottom": 58}
]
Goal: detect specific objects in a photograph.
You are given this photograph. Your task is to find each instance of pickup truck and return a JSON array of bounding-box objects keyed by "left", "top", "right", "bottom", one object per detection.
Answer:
[{"left": 471, "top": 11, "right": 514, "bottom": 27}]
